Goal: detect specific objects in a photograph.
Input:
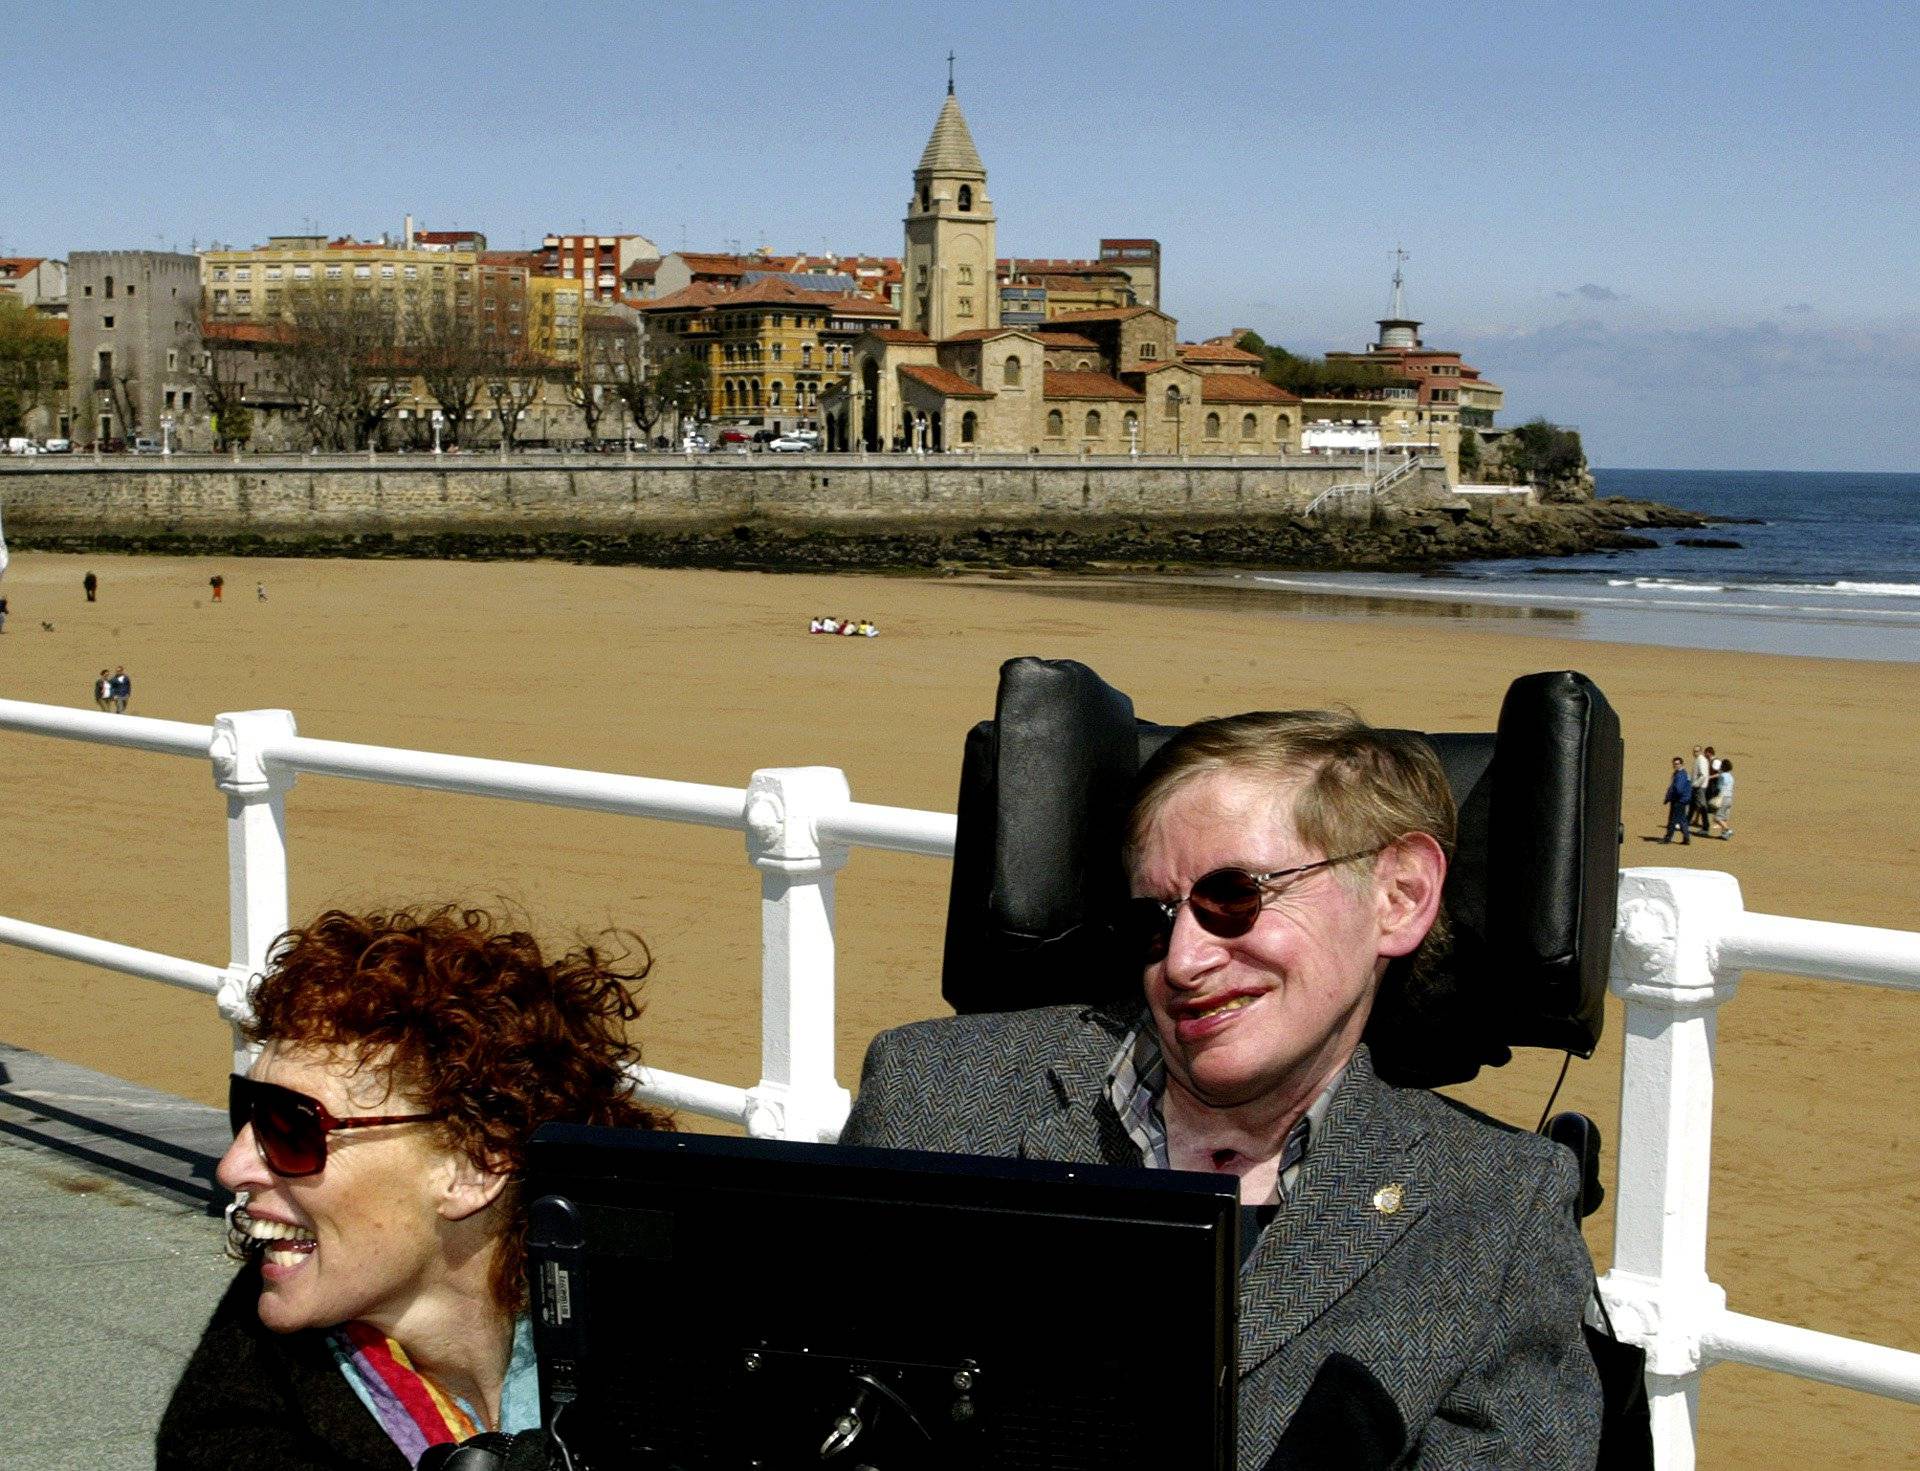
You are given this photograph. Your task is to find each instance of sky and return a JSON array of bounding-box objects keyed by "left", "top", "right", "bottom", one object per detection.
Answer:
[{"left": 9, "top": 0, "right": 1916, "bottom": 472}]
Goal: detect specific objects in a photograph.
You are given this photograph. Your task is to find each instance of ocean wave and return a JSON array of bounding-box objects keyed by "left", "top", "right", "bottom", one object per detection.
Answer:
[{"left": 1605, "top": 578, "right": 1726, "bottom": 593}]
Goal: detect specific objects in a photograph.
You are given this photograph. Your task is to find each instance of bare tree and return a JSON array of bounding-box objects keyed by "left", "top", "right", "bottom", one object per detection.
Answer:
[
  {"left": 198, "top": 320, "right": 262, "bottom": 449},
  {"left": 484, "top": 342, "right": 550, "bottom": 451},
  {"left": 277, "top": 290, "right": 405, "bottom": 449},
  {"left": 602, "top": 322, "right": 662, "bottom": 444},
  {"left": 412, "top": 296, "right": 491, "bottom": 446}
]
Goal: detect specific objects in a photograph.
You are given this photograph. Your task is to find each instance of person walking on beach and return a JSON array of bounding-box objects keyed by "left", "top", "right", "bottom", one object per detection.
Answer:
[
  {"left": 109, "top": 665, "right": 131, "bottom": 714},
  {"left": 255, "top": 581, "right": 266, "bottom": 602},
  {"left": 1689, "top": 746, "right": 1712, "bottom": 834},
  {"left": 209, "top": 574, "right": 224, "bottom": 603},
  {"left": 1663, "top": 757, "right": 1693, "bottom": 844},
  {"left": 1709, "top": 758, "right": 1735, "bottom": 839},
  {"left": 83, "top": 571, "right": 98, "bottom": 603},
  {"left": 0, "top": 596, "right": 8, "bottom": 634},
  {"left": 93, "top": 669, "right": 113, "bottom": 711}
]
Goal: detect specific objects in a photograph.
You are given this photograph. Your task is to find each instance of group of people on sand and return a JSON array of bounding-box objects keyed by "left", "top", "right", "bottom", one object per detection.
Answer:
[
  {"left": 1662, "top": 742, "right": 1736, "bottom": 843},
  {"left": 156, "top": 705, "right": 1611, "bottom": 1468},
  {"left": 808, "top": 615, "right": 878, "bottom": 637},
  {"left": 92, "top": 666, "right": 132, "bottom": 713}
]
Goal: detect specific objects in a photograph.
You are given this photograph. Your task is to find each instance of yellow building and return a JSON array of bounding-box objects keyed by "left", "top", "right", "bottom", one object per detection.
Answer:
[
  {"left": 639, "top": 276, "right": 897, "bottom": 430},
  {"left": 526, "top": 276, "right": 584, "bottom": 367}
]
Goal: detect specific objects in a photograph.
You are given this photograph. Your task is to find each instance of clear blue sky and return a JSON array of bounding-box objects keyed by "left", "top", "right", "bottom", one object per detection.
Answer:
[{"left": 11, "top": 1, "right": 1915, "bottom": 471}]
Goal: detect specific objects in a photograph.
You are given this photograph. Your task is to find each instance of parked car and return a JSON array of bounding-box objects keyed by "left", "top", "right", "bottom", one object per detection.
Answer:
[
  {"left": 4, "top": 437, "right": 38, "bottom": 454},
  {"left": 680, "top": 435, "right": 710, "bottom": 453},
  {"left": 42, "top": 438, "right": 72, "bottom": 453},
  {"left": 716, "top": 429, "right": 752, "bottom": 446},
  {"left": 130, "top": 437, "right": 162, "bottom": 454},
  {"left": 766, "top": 434, "right": 817, "bottom": 453}
]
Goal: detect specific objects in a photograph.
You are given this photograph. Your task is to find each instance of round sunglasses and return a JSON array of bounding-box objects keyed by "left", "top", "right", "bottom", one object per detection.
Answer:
[
  {"left": 228, "top": 1073, "right": 442, "bottom": 1178},
  {"left": 1123, "top": 847, "right": 1384, "bottom": 963}
]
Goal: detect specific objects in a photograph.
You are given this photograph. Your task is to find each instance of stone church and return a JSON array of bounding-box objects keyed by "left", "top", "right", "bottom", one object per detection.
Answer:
[{"left": 821, "top": 88, "right": 1301, "bottom": 455}]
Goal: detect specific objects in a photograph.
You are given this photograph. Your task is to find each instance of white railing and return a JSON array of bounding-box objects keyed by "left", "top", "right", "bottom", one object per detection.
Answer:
[
  {"left": 0, "top": 697, "right": 954, "bottom": 1144},
  {"left": 1601, "top": 869, "right": 1920, "bottom": 1467},
  {"left": 0, "top": 697, "right": 1915, "bottom": 1465}
]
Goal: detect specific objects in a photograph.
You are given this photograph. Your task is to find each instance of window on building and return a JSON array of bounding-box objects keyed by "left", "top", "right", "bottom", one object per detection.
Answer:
[
  {"left": 403, "top": 265, "right": 418, "bottom": 280},
  {"left": 957, "top": 184, "right": 973, "bottom": 212},
  {"left": 97, "top": 349, "right": 112, "bottom": 381},
  {"left": 958, "top": 296, "right": 973, "bottom": 317},
  {"left": 772, "top": 342, "right": 783, "bottom": 361},
  {"left": 724, "top": 381, "right": 736, "bottom": 409},
  {"left": 167, "top": 350, "right": 177, "bottom": 370},
  {"left": 103, "top": 315, "right": 115, "bottom": 329},
  {"left": 236, "top": 290, "right": 251, "bottom": 307},
  {"left": 235, "top": 267, "right": 251, "bottom": 281},
  {"left": 83, "top": 285, "right": 92, "bottom": 297},
  {"left": 294, "top": 264, "right": 312, "bottom": 280},
  {"left": 961, "top": 411, "right": 977, "bottom": 443},
  {"left": 1124, "top": 410, "right": 1138, "bottom": 439},
  {"left": 919, "top": 185, "right": 930, "bottom": 210},
  {"left": 1241, "top": 413, "right": 1257, "bottom": 439},
  {"left": 325, "top": 265, "right": 342, "bottom": 280},
  {"left": 1085, "top": 410, "right": 1101, "bottom": 437},
  {"left": 1204, "top": 412, "right": 1221, "bottom": 439},
  {"left": 165, "top": 390, "right": 176, "bottom": 408},
  {"left": 1046, "top": 409, "right": 1064, "bottom": 436},
  {"left": 1275, "top": 415, "right": 1290, "bottom": 440},
  {"left": 104, "top": 274, "right": 115, "bottom": 298},
  {"left": 1140, "top": 342, "right": 1157, "bottom": 359},
  {"left": 771, "top": 382, "right": 783, "bottom": 407},
  {"left": 213, "top": 291, "right": 229, "bottom": 312},
  {"left": 958, "top": 264, "right": 973, "bottom": 285},
  {"left": 1003, "top": 354, "right": 1022, "bottom": 387},
  {"left": 182, "top": 390, "right": 193, "bottom": 411},
  {"left": 355, "top": 264, "right": 371, "bottom": 279},
  {"left": 1164, "top": 386, "right": 1180, "bottom": 418},
  {"left": 213, "top": 267, "right": 229, "bottom": 282},
  {"left": 801, "top": 343, "right": 813, "bottom": 367}
]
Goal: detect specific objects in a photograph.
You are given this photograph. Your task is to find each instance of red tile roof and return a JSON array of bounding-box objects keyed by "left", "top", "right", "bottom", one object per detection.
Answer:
[
  {"left": 202, "top": 318, "right": 293, "bottom": 346},
  {"left": 941, "top": 326, "right": 1040, "bottom": 343},
  {"left": 1198, "top": 376, "right": 1299, "bottom": 404},
  {"left": 1045, "top": 306, "right": 1161, "bottom": 325},
  {"left": 866, "top": 327, "right": 932, "bottom": 344},
  {"left": 622, "top": 259, "right": 659, "bottom": 281},
  {"left": 1043, "top": 370, "right": 1143, "bottom": 402},
  {"left": 1178, "top": 341, "right": 1263, "bottom": 364},
  {"left": 1031, "top": 332, "right": 1099, "bottom": 349},
  {"left": 898, "top": 363, "right": 994, "bottom": 399},
  {"left": 481, "top": 251, "right": 545, "bottom": 271},
  {"left": 0, "top": 257, "right": 46, "bottom": 277},
  {"left": 638, "top": 283, "right": 733, "bottom": 312}
]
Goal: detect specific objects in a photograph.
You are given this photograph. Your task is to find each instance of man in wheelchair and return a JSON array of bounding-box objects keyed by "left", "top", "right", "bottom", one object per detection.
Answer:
[{"left": 842, "top": 707, "right": 1603, "bottom": 1468}]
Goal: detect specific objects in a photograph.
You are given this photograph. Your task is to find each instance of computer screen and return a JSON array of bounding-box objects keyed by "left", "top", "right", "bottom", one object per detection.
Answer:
[{"left": 524, "top": 1125, "right": 1240, "bottom": 1470}]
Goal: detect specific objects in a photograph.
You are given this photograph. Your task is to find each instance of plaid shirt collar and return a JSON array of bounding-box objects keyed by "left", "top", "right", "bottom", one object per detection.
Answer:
[{"left": 1105, "top": 1022, "right": 1343, "bottom": 1203}]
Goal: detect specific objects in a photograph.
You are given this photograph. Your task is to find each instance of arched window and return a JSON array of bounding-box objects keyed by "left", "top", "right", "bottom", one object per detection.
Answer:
[
  {"left": 1085, "top": 410, "right": 1101, "bottom": 437},
  {"left": 1204, "top": 412, "right": 1221, "bottom": 439},
  {"left": 919, "top": 184, "right": 930, "bottom": 210},
  {"left": 1046, "top": 409, "right": 1064, "bottom": 437},
  {"left": 750, "top": 380, "right": 762, "bottom": 406},
  {"left": 1275, "top": 414, "right": 1291, "bottom": 440},
  {"left": 1076, "top": 357, "right": 1092, "bottom": 370},
  {"left": 1124, "top": 410, "right": 1138, "bottom": 439},
  {"left": 802, "top": 343, "right": 813, "bottom": 367},
  {"left": 771, "top": 381, "right": 783, "bottom": 407},
  {"left": 1164, "top": 386, "right": 1181, "bottom": 418},
  {"left": 961, "top": 411, "right": 977, "bottom": 443},
  {"left": 1241, "top": 413, "right": 1257, "bottom": 440},
  {"left": 723, "top": 381, "right": 736, "bottom": 409},
  {"left": 957, "top": 184, "right": 973, "bottom": 212},
  {"left": 104, "top": 274, "right": 115, "bottom": 299},
  {"left": 1003, "top": 354, "right": 1022, "bottom": 387}
]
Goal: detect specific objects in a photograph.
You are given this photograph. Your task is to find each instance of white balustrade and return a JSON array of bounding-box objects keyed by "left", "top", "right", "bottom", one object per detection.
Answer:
[{"left": 1, "top": 697, "right": 1916, "bottom": 1467}]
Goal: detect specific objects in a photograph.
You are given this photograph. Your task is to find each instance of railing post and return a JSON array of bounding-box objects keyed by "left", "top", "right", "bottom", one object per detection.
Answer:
[
  {"left": 1600, "top": 867, "right": 1747, "bottom": 1470},
  {"left": 209, "top": 709, "right": 298, "bottom": 1073},
  {"left": 741, "top": 766, "right": 853, "bottom": 1142}
]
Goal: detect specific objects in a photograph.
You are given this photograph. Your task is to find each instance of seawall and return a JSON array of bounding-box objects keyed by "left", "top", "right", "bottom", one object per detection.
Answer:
[
  {"left": 0, "top": 457, "right": 1697, "bottom": 572},
  {"left": 0, "top": 455, "right": 1454, "bottom": 535}
]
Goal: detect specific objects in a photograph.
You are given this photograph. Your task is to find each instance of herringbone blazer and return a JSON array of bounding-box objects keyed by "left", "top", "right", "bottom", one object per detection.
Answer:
[{"left": 840, "top": 1004, "right": 1602, "bottom": 1471}]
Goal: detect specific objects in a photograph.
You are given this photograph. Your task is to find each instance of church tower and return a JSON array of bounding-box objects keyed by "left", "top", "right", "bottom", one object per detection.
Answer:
[{"left": 904, "top": 79, "right": 997, "bottom": 339}]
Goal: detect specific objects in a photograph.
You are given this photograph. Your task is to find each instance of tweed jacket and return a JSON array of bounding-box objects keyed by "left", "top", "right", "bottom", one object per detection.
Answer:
[
  {"left": 840, "top": 1004, "right": 1602, "bottom": 1471},
  {"left": 157, "top": 1262, "right": 407, "bottom": 1471}
]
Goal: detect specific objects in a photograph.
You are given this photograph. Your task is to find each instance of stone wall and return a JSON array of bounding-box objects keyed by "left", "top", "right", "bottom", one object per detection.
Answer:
[{"left": 0, "top": 458, "right": 1456, "bottom": 538}]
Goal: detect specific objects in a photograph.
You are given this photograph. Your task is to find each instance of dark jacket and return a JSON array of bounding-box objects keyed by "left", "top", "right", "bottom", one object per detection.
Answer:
[
  {"left": 841, "top": 1005, "right": 1603, "bottom": 1471},
  {"left": 157, "top": 1262, "right": 406, "bottom": 1471},
  {"left": 1663, "top": 770, "right": 1692, "bottom": 808}
]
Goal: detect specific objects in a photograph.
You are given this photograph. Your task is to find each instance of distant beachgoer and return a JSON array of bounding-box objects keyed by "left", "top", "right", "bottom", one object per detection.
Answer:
[
  {"left": 1709, "top": 758, "right": 1735, "bottom": 839},
  {"left": 1689, "top": 746, "right": 1711, "bottom": 833},
  {"left": 809, "top": 617, "right": 824, "bottom": 634},
  {"left": 94, "top": 669, "right": 113, "bottom": 711},
  {"left": 0, "top": 596, "right": 8, "bottom": 634},
  {"left": 210, "top": 575, "right": 225, "bottom": 603},
  {"left": 858, "top": 620, "right": 878, "bottom": 637},
  {"left": 820, "top": 617, "right": 840, "bottom": 634},
  {"left": 1662, "top": 756, "right": 1692, "bottom": 845},
  {"left": 110, "top": 666, "right": 131, "bottom": 715},
  {"left": 256, "top": 582, "right": 267, "bottom": 602},
  {"left": 83, "top": 571, "right": 98, "bottom": 603}
]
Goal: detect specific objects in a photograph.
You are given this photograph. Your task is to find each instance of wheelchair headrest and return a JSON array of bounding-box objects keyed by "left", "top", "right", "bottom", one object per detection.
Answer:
[{"left": 939, "top": 658, "right": 1623, "bottom": 1086}]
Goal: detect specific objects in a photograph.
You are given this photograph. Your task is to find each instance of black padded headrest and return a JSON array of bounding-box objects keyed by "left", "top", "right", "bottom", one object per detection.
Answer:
[{"left": 938, "top": 658, "right": 1622, "bottom": 1087}]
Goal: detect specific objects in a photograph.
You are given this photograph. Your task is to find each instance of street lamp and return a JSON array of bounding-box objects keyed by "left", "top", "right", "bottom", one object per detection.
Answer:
[
  {"left": 161, "top": 413, "right": 175, "bottom": 457},
  {"left": 1127, "top": 416, "right": 1140, "bottom": 459},
  {"left": 431, "top": 408, "right": 443, "bottom": 456}
]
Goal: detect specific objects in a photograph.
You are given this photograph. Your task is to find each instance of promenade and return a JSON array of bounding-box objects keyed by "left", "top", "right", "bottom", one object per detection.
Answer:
[{"left": 0, "top": 1044, "right": 232, "bottom": 1469}]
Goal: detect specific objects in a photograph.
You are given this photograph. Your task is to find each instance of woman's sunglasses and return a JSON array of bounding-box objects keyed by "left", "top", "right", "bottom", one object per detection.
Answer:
[
  {"left": 1123, "top": 847, "right": 1384, "bottom": 964},
  {"left": 228, "top": 1073, "right": 441, "bottom": 1178}
]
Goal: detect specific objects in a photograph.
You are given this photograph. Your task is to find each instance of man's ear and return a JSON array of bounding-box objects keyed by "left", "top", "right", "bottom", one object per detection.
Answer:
[
  {"left": 1373, "top": 833, "right": 1447, "bottom": 960},
  {"left": 439, "top": 1152, "right": 511, "bottom": 1223}
]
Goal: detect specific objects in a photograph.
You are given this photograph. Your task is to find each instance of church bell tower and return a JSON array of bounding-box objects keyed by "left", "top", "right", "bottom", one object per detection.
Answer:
[{"left": 904, "top": 74, "right": 997, "bottom": 340}]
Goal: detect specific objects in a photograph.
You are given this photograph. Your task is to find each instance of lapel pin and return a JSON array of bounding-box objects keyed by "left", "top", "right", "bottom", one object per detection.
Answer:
[{"left": 1372, "top": 1183, "right": 1405, "bottom": 1216}]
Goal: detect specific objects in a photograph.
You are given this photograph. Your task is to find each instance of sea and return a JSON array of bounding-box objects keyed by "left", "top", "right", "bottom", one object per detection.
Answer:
[{"left": 1228, "top": 469, "right": 1920, "bottom": 662}]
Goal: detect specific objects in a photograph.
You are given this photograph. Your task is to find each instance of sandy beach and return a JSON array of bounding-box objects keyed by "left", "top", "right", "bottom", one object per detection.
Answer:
[{"left": 0, "top": 549, "right": 1914, "bottom": 1465}]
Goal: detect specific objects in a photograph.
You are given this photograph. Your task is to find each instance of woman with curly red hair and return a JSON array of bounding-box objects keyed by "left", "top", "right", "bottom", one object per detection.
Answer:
[{"left": 158, "top": 906, "right": 671, "bottom": 1470}]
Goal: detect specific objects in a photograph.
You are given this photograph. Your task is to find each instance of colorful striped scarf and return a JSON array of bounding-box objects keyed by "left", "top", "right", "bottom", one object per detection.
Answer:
[{"left": 329, "top": 1315, "right": 538, "bottom": 1467}]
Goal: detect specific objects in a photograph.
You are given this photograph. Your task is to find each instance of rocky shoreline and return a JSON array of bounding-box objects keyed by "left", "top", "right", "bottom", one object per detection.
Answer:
[{"left": 9, "top": 497, "right": 1705, "bottom": 575}]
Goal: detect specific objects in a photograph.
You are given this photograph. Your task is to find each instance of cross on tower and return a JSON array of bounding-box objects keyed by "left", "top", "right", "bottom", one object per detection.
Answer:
[{"left": 947, "top": 51, "right": 956, "bottom": 95}]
